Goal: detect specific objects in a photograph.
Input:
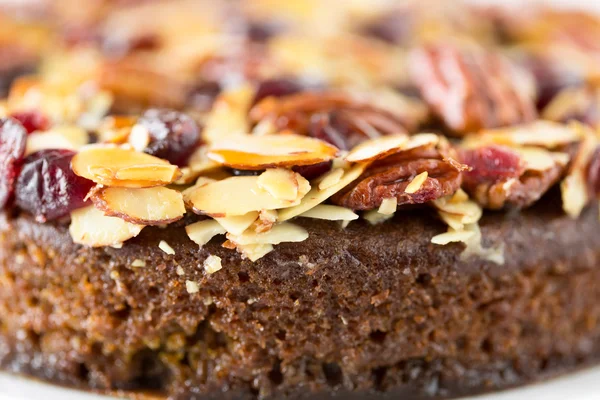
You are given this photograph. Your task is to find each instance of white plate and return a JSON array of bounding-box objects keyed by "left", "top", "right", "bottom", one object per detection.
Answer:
[{"left": 1, "top": 367, "right": 600, "bottom": 400}]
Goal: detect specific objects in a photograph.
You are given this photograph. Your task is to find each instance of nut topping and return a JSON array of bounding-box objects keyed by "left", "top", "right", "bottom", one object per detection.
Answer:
[
  {"left": 257, "top": 168, "right": 310, "bottom": 202},
  {"left": 71, "top": 145, "right": 181, "bottom": 187},
  {"left": 90, "top": 186, "right": 186, "bottom": 225},
  {"left": 186, "top": 219, "right": 226, "bottom": 247},
  {"left": 69, "top": 205, "right": 144, "bottom": 247},
  {"left": 299, "top": 205, "right": 358, "bottom": 222},
  {"left": 409, "top": 43, "right": 537, "bottom": 135},
  {"left": 208, "top": 133, "right": 338, "bottom": 170}
]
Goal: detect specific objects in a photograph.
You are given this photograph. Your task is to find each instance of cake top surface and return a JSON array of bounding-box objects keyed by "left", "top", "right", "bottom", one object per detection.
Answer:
[{"left": 0, "top": 0, "right": 599, "bottom": 262}]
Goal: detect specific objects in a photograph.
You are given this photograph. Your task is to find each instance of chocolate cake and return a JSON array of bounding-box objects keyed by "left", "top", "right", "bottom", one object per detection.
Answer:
[{"left": 1, "top": 1, "right": 600, "bottom": 399}]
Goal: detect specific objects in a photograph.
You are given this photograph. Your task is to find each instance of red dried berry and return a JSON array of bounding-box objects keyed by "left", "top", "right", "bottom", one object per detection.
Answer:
[
  {"left": 15, "top": 149, "right": 94, "bottom": 222},
  {"left": 293, "top": 160, "right": 333, "bottom": 181},
  {"left": 253, "top": 79, "right": 303, "bottom": 105},
  {"left": 0, "top": 117, "right": 27, "bottom": 208},
  {"left": 10, "top": 110, "right": 50, "bottom": 134},
  {"left": 461, "top": 146, "right": 524, "bottom": 184},
  {"left": 137, "top": 109, "right": 201, "bottom": 166}
]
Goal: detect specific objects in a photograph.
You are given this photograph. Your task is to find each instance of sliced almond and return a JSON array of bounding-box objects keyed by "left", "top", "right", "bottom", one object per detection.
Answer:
[
  {"left": 203, "top": 255, "right": 222, "bottom": 274},
  {"left": 128, "top": 124, "right": 150, "bottom": 152},
  {"left": 255, "top": 209, "right": 278, "bottom": 233},
  {"left": 72, "top": 145, "right": 181, "bottom": 187},
  {"left": 432, "top": 196, "right": 483, "bottom": 224},
  {"left": 215, "top": 212, "right": 259, "bottom": 235},
  {"left": 318, "top": 168, "right": 344, "bottom": 190},
  {"left": 235, "top": 243, "right": 274, "bottom": 262},
  {"left": 159, "top": 240, "right": 175, "bottom": 255},
  {"left": 278, "top": 163, "right": 367, "bottom": 222},
  {"left": 91, "top": 186, "right": 185, "bottom": 225},
  {"left": 26, "top": 132, "right": 77, "bottom": 155},
  {"left": 97, "top": 115, "right": 137, "bottom": 144},
  {"left": 228, "top": 222, "right": 308, "bottom": 245},
  {"left": 257, "top": 168, "right": 310, "bottom": 201},
  {"left": 403, "top": 133, "right": 440, "bottom": 151},
  {"left": 431, "top": 229, "right": 475, "bottom": 245},
  {"left": 299, "top": 205, "right": 358, "bottom": 221},
  {"left": 378, "top": 197, "right": 397, "bottom": 215},
  {"left": 513, "top": 147, "right": 564, "bottom": 172},
  {"left": 208, "top": 133, "right": 338, "bottom": 169},
  {"left": 185, "top": 175, "right": 302, "bottom": 217},
  {"left": 69, "top": 206, "right": 144, "bottom": 247},
  {"left": 175, "top": 146, "right": 222, "bottom": 184},
  {"left": 186, "top": 219, "right": 226, "bottom": 247},
  {"left": 363, "top": 209, "right": 394, "bottom": 225},
  {"left": 561, "top": 133, "right": 597, "bottom": 218},
  {"left": 345, "top": 134, "right": 408, "bottom": 163},
  {"left": 203, "top": 84, "right": 254, "bottom": 143},
  {"left": 405, "top": 171, "right": 428, "bottom": 194},
  {"left": 468, "top": 121, "right": 582, "bottom": 149}
]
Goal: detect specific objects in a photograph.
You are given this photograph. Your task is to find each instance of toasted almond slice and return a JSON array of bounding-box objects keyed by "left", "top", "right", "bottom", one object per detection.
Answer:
[
  {"left": 208, "top": 133, "right": 338, "bottom": 169},
  {"left": 431, "top": 229, "right": 475, "bottom": 245},
  {"left": 363, "top": 209, "right": 394, "bottom": 225},
  {"left": 345, "top": 134, "right": 409, "bottom": 163},
  {"left": 69, "top": 206, "right": 144, "bottom": 247},
  {"left": 203, "top": 255, "right": 222, "bottom": 274},
  {"left": 449, "top": 189, "right": 469, "bottom": 203},
  {"left": 26, "top": 132, "right": 77, "bottom": 155},
  {"left": 72, "top": 146, "right": 181, "bottom": 187},
  {"left": 203, "top": 84, "right": 254, "bottom": 143},
  {"left": 175, "top": 146, "right": 222, "bottom": 184},
  {"left": 405, "top": 171, "right": 428, "bottom": 194},
  {"left": 186, "top": 176, "right": 301, "bottom": 217},
  {"left": 278, "top": 163, "right": 367, "bottom": 222},
  {"left": 215, "top": 212, "right": 259, "bottom": 236},
  {"left": 468, "top": 121, "right": 582, "bottom": 149},
  {"left": 236, "top": 243, "right": 274, "bottom": 261},
  {"left": 186, "top": 219, "right": 226, "bottom": 247},
  {"left": 255, "top": 209, "right": 278, "bottom": 233},
  {"left": 561, "top": 133, "right": 597, "bottom": 218},
  {"left": 403, "top": 133, "right": 440, "bottom": 151},
  {"left": 128, "top": 124, "right": 150, "bottom": 152},
  {"left": 318, "top": 168, "right": 344, "bottom": 190},
  {"left": 257, "top": 168, "right": 310, "bottom": 201},
  {"left": 438, "top": 211, "right": 466, "bottom": 231},
  {"left": 432, "top": 196, "right": 482, "bottom": 224},
  {"left": 228, "top": 222, "right": 308, "bottom": 245},
  {"left": 513, "top": 147, "right": 562, "bottom": 172},
  {"left": 159, "top": 240, "right": 175, "bottom": 255},
  {"left": 378, "top": 197, "right": 397, "bottom": 215},
  {"left": 91, "top": 186, "right": 185, "bottom": 225},
  {"left": 299, "top": 205, "right": 358, "bottom": 221}
]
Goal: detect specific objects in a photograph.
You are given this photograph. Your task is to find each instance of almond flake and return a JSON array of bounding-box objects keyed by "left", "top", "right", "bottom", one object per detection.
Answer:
[
  {"left": 431, "top": 229, "right": 475, "bottom": 245},
  {"left": 203, "top": 255, "right": 222, "bottom": 274},
  {"left": 561, "top": 133, "right": 597, "bottom": 218},
  {"left": 460, "top": 223, "right": 505, "bottom": 265},
  {"left": 278, "top": 163, "right": 367, "bottom": 222},
  {"left": 131, "top": 259, "right": 146, "bottom": 267},
  {"left": 215, "top": 212, "right": 259, "bottom": 235},
  {"left": 128, "top": 124, "right": 150, "bottom": 152},
  {"left": 159, "top": 240, "right": 175, "bottom": 255},
  {"left": 186, "top": 219, "right": 226, "bottom": 247},
  {"left": 255, "top": 209, "right": 278, "bottom": 233},
  {"left": 405, "top": 171, "right": 428, "bottom": 194},
  {"left": 236, "top": 243, "right": 274, "bottom": 261},
  {"left": 208, "top": 133, "right": 338, "bottom": 169},
  {"left": 91, "top": 186, "right": 185, "bottom": 225},
  {"left": 72, "top": 145, "right": 181, "bottom": 187},
  {"left": 363, "top": 210, "right": 394, "bottom": 225},
  {"left": 345, "top": 134, "right": 409, "bottom": 163},
  {"left": 403, "top": 133, "right": 440, "bottom": 151},
  {"left": 228, "top": 222, "right": 309, "bottom": 246},
  {"left": 203, "top": 84, "right": 254, "bottom": 143},
  {"left": 26, "top": 132, "right": 77, "bottom": 155},
  {"left": 69, "top": 206, "right": 144, "bottom": 247},
  {"left": 432, "top": 196, "right": 482, "bottom": 224},
  {"left": 185, "top": 175, "right": 305, "bottom": 217},
  {"left": 513, "top": 147, "right": 563, "bottom": 172},
  {"left": 318, "top": 168, "right": 344, "bottom": 190},
  {"left": 469, "top": 121, "right": 581, "bottom": 149},
  {"left": 299, "top": 205, "right": 358, "bottom": 221},
  {"left": 186, "top": 280, "right": 200, "bottom": 294},
  {"left": 378, "top": 197, "right": 397, "bottom": 215},
  {"left": 175, "top": 146, "right": 222, "bottom": 184},
  {"left": 257, "top": 169, "right": 310, "bottom": 201}
]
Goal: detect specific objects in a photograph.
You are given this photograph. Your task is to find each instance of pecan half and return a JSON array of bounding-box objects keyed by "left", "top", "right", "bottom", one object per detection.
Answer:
[
  {"left": 461, "top": 146, "right": 564, "bottom": 209},
  {"left": 249, "top": 91, "right": 426, "bottom": 150},
  {"left": 408, "top": 43, "right": 537, "bottom": 135},
  {"left": 331, "top": 145, "right": 465, "bottom": 210}
]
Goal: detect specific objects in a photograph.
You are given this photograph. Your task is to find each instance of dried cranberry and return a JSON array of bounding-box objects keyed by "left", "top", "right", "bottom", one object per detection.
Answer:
[
  {"left": 254, "top": 79, "right": 303, "bottom": 105},
  {"left": 10, "top": 111, "right": 50, "bottom": 134},
  {"left": 15, "top": 149, "right": 93, "bottom": 222},
  {"left": 293, "top": 161, "right": 332, "bottom": 181},
  {"left": 137, "top": 109, "right": 201, "bottom": 166},
  {"left": 0, "top": 118, "right": 27, "bottom": 208},
  {"left": 587, "top": 146, "right": 600, "bottom": 196},
  {"left": 187, "top": 81, "right": 221, "bottom": 112},
  {"left": 461, "top": 146, "right": 524, "bottom": 184}
]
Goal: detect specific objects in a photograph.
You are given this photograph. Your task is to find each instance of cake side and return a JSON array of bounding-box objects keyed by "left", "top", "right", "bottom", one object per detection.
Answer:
[{"left": 1, "top": 196, "right": 599, "bottom": 399}]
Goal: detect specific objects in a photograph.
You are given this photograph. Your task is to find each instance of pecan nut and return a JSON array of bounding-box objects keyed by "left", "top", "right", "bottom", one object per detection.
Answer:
[
  {"left": 331, "top": 146, "right": 464, "bottom": 210},
  {"left": 408, "top": 43, "right": 537, "bottom": 135},
  {"left": 249, "top": 91, "right": 426, "bottom": 150},
  {"left": 460, "top": 146, "right": 564, "bottom": 209}
]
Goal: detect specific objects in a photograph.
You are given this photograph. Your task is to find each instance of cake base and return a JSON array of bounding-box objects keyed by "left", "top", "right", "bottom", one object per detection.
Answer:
[{"left": 1, "top": 194, "right": 600, "bottom": 399}]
